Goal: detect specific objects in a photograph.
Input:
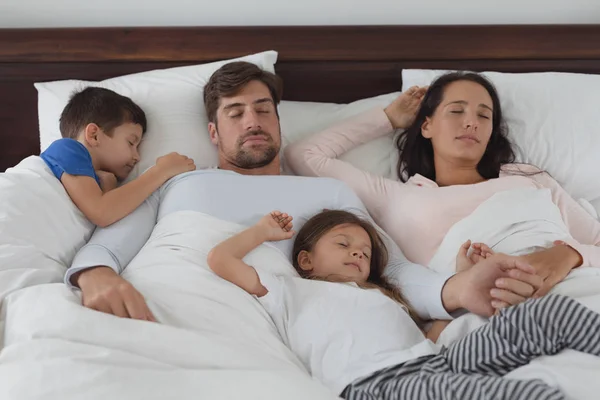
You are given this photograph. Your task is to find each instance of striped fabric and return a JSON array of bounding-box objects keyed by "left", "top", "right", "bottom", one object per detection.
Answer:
[{"left": 342, "top": 294, "right": 600, "bottom": 400}]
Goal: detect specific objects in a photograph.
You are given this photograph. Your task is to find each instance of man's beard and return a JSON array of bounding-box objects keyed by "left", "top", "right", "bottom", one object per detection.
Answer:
[{"left": 227, "top": 130, "right": 280, "bottom": 169}]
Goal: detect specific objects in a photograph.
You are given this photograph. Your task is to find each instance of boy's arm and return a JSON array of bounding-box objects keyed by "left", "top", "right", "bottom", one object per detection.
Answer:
[
  {"left": 96, "top": 170, "right": 118, "bottom": 193},
  {"left": 62, "top": 166, "right": 167, "bottom": 227},
  {"left": 207, "top": 225, "right": 269, "bottom": 297},
  {"left": 62, "top": 153, "right": 194, "bottom": 227}
]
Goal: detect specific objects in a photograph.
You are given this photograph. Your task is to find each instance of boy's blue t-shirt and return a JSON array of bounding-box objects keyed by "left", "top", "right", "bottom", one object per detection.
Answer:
[{"left": 40, "top": 138, "right": 101, "bottom": 186}]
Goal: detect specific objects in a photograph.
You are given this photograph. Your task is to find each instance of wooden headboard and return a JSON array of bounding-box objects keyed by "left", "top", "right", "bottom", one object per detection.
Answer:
[{"left": 1, "top": 24, "right": 600, "bottom": 172}]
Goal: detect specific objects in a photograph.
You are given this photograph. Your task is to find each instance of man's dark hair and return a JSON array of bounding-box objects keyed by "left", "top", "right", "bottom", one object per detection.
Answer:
[{"left": 203, "top": 61, "right": 283, "bottom": 123}]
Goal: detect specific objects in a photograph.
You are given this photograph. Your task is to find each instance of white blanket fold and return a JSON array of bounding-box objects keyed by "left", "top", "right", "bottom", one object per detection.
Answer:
[
  {"left": 432, "top": 188, "right": 600, "bottom": 400},
  {"left": 2, "top": 181, "right": 600, "bottom": 399},
  {"left": 0, "top": 156, "right": 94, "bottom": 299},
  {"left": 0, "top": 210, "right": 338, "bottom": 400},
  {"left": 429, "top": 188, "right": 573, "bottom": 274}
]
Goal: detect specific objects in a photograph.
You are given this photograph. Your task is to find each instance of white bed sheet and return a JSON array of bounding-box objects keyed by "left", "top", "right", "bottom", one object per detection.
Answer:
[
  {"left": 1, "top": 158, "right": 599, "bottom": 400},
  {"left": 431, "top": 188, "right": 600, "bottom": 400},
  {"left": 0, "top": 169, "right": 338, "bottom": 400}
]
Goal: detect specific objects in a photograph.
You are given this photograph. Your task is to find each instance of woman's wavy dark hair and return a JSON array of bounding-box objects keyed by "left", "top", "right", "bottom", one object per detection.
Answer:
[{"left": 396, "top": 72, "right": 516, "bottom": 183}]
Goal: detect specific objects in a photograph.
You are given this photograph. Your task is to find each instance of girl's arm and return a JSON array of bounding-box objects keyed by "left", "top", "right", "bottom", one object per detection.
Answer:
[
  {"left": 207, "top": 211, "right": 294, "bottom": 297},
  {"left": 425, "top": 320, "right": 451, "bottom": 343}
]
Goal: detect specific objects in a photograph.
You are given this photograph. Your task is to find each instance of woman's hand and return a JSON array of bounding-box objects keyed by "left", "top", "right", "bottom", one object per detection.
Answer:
[
  {"left": 254, "top": 211, "right": 295, "bottom": 242},
  {"left": 384, "top": 86, "right": 428, "bottom": 129},
  {"left": 442, "top": 253, "right": 542, "bottom": 317},
  {"left": 521, "top": 241, "right": 583, "bottom": 299}
]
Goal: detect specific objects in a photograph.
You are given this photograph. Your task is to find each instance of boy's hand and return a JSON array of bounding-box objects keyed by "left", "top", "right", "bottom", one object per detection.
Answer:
[
  {"left": 156, "top": 152, "right": 196, "bottom": 180},
  {"left": 456, "top": 240, "right": 494, "bottom": 272},
  {"left": 96, "top": 170, "right": 118, "bottom": 193},
  {"left": 255, "top": 211, "right": 295, "bottom": 242}
]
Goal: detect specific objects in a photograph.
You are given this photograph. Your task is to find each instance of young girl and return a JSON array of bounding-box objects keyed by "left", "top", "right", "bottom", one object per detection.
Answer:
[{"left": 207, "top": 210, "right": 600, "bottom": 400}]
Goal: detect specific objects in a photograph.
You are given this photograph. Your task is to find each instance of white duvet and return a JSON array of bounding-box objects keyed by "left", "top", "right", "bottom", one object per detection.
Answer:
[
  {"left": 0, "top": 159, "right": 337, "bottom": 400},
  {"left": 433, "top": 188, "right": 600, "bottom": 400},
  {"left": 0, "top": 156, "right": 94, "bottom": 300},
  {"left": 1, "top": 162, "right": 599, "bottom": 400}
]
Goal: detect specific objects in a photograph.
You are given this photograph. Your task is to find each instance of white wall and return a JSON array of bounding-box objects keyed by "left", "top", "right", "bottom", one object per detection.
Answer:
[{"left": 1, "top": 0, "right": 599, "bottom": 27}]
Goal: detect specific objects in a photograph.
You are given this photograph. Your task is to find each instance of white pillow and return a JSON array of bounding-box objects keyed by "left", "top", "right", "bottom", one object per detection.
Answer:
[
  {"left": 280, "top": 92, "right": 400, "bottom": 179},
  {"left": 35, "top": 51, "right": 278, "bottom": 179},
  {"left": 402, "top": 69, "right": 600, "bottom": 215}
]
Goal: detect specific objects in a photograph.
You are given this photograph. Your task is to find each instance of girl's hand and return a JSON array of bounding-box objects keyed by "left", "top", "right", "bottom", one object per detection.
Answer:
[
  {"left": 255, "top": 211, "right": 295, "bottom": 242},
  {"left": 456, "top": 240, "right": 495, "bottom": 272}
]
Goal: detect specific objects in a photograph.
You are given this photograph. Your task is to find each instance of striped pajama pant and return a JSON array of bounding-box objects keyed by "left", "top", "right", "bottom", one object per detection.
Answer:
[{"left": 341, "top": 294, "right": 600, "bottom": 400}]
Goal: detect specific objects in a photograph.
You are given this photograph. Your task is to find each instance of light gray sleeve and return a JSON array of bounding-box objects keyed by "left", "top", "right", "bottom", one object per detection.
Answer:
[
  {"left": 334, "top": 182, "right": 454, "bottom": 320},
  {"left": 65, "top": 190, "right": 160, "bottom": 288}
]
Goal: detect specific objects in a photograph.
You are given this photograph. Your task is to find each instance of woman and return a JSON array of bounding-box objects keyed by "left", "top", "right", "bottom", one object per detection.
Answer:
[{"left": 285, "top": 72, "right": 600, "bottom": 309}]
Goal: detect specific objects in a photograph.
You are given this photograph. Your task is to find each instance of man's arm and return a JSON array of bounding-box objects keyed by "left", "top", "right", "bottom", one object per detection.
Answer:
[
  {"left": 335, "top": 182, "right": 543, "bottom": 320},
  {"left": 64, "top": 188, "right": 160, "bottom": 321},
  {"left": 334, "top": 182, "right": 453, "bottom": 320},
  {"left": 66, "top": 189, "right": 160, "bottom": 288}
]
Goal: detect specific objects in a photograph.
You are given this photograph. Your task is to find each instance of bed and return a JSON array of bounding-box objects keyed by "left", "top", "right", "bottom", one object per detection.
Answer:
[{"left": 1, "top": 25, "right": 600, "bottom": 400}]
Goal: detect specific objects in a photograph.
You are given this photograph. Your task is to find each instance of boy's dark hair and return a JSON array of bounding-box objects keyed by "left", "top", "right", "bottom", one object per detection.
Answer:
[
  {"left": 203, "top": 61, "right": 283, "bottom": 123},
  {"left": 59, "top": 87, "right": 147, "bottom": 139}
]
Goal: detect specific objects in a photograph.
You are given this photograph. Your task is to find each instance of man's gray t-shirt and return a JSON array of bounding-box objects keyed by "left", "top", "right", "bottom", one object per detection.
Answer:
[{"left": 67, "top": 169, "right": 452, "bottom": 320}]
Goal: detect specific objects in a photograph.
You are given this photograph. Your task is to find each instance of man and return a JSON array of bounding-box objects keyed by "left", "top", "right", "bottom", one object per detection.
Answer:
[{"left": 67, "top": 61, "right": 541, "bottom": 322}]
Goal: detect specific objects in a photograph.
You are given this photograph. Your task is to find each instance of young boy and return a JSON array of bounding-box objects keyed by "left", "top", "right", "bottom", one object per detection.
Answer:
[{"left": 41, "top": 87, "right": 196, "bottom": 227}]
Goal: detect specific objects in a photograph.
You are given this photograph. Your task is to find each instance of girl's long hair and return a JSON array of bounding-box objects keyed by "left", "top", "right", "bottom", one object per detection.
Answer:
[{"left": 292, "top": 210, "right": 420, "bottom": 322}]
